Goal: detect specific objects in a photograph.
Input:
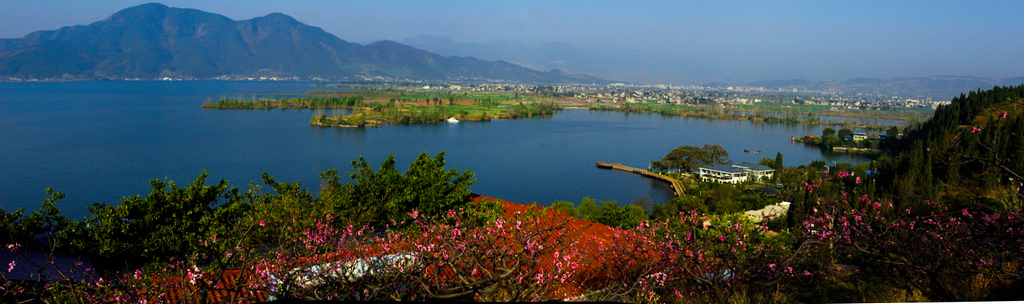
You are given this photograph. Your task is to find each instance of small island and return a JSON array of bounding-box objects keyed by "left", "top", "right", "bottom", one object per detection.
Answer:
[
  {"left": 202, "top": 88, "right": 565, "bottom": 127},
  {"left": 201, "top": 84, "right": 924, "bottom": 132}
]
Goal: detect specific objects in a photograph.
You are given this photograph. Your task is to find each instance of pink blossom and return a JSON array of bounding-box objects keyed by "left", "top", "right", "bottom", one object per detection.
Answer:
[
  {"left": 972, "top": 126, "right": 981, "bottom": 133},
  {"left": 6, "top": 260, "right": 14, "bottom": 272},
  {"left": 1002, "top": 112, "right": 1008, "bottom": 119},
  {"left": 258, "top": 220, "right": 266, "bottom": 227}
]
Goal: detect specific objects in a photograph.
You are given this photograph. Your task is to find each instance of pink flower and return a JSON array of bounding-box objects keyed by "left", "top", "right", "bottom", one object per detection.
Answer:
[
  {"left": 718, "top": 235, "right": 726, "bottom": 241},
  {"left": 6, "top": 260, "right": 14, "bottom": 272},
  {"left": 1002, "top": 112, "right": 1008, "bottom": 119},
  {"left": 258, "top": 220, "right": 266, "bottom": 227},
  {"left": 972, "top": 126, "right": 981, "bottom": 133}
]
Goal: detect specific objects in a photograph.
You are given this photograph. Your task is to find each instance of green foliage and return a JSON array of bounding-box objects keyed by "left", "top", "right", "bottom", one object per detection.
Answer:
[
  {"left": 576, "top": 197, "right": 600, "bottom": 222},
  {"left": 550, "top": 200, "right": 577, "bottom": 217},
  {"left": 60, "top": 171, "right": 237, "bottom": 266},
  {"left": 558, "top": 197, "right": 647, "bottom": 229},
  {"left": 593, "top": 201, "right": 646, "bottom": 229},
  {"left": 3, "top": 152, "right": 476, "bottom": 272},
  {"left": 838, "top": 128, "right": 854, "bottom": 139},
  {"left": 1, "top": 189, "right": 69, "bottom": 248},
  {"left": 505, "top": 102, "right": 563, "bottom": 119},
  {"left": 655, "top": 144, "right": 730, "bottom": 172},
  {"left": 203, "top": 95, "right": 365, "bottom": 109},
  {"left": 653, "top": 195, "right": 707, "bottom": 220},
  {"left": 398, "top": 152, "right": 476, "bottom": 217},
  {"left": 329, "top": 152, "right": 475, "bottom": 226}
]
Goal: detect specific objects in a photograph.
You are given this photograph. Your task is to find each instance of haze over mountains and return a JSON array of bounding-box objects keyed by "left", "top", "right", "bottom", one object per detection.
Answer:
[
  {"left": 1, "top": 2, "right": 1022, "bottom": 97},
  {"left": 400, "top": 35, "right": 1024, "bottom": 98},
  {"left": 0, "top": 3, "right": 604, "bottom": 84}
]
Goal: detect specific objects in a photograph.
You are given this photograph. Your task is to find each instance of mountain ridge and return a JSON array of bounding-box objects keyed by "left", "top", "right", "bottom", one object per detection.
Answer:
[{"left": 0, "top": 3, "right": 606, "bottom": 84}]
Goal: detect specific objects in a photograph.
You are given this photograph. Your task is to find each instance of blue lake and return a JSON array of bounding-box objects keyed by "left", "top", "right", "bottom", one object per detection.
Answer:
[{"left": 0, "top": 81, "right": 869, "bottom": 218}]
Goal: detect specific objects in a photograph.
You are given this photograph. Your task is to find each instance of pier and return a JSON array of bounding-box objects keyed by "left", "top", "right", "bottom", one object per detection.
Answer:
[{"left": 595, "top": 162, "right": 685, "bottom": 196}]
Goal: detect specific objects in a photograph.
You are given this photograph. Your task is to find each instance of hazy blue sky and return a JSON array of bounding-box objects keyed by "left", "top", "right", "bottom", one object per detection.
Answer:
[{"left": 1, "top": 1, "right": 1022, "bottom": 84}]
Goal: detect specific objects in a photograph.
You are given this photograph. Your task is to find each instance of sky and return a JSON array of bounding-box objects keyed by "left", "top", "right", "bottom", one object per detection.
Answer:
[{"left": 1, "top": 0, "right": 1022, "bottom": 84}]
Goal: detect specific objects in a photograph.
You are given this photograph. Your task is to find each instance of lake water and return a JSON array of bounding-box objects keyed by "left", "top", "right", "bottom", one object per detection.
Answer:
[{"left": 0, "top": 81, "right": 867, "bottom": 218}]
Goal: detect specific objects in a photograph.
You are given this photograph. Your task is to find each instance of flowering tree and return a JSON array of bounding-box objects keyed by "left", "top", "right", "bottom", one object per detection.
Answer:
[
  {"left": 800, "top": 172, "right": 1024, "bottom": 301},
  {"left": 246, "top": 204, "right": 586, "bottom": 302}
]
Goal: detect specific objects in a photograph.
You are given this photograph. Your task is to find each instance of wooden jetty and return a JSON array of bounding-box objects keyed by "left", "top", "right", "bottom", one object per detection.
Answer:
[{"left": 595, "top": 162, "right": 685, "bottom": 196}]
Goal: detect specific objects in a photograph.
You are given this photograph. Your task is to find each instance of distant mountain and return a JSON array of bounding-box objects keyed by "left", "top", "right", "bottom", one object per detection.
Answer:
[
  {"left": 0, "top": 3, "right": 605, "bottom": 84},
  {"left": 399, "top": 35, "right": 594, "bottom": 77},
  {"left": 714, "top": 76, "right": 1024, "bottom": 99},
  {"left": 999, "top": 76, "right": 1024, "bottom": 87}
]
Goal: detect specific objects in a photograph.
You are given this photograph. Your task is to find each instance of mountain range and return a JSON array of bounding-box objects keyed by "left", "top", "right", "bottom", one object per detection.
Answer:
[
  {"left": 0, "top": 3, "right": 605, "bottom": 84},
  {"left": 400, "top": 35, "right": 1024, "bottom": 98}
]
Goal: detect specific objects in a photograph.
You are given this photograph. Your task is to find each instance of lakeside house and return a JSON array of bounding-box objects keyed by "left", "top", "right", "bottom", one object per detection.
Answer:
[{"left": 698, "top": 162, "right": 775, "bottom": 184}]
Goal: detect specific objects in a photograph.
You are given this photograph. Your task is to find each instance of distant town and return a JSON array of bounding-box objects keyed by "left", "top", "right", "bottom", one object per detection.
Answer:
[{"left": 349, "top": 81, "right": 951, "bottom": 111}]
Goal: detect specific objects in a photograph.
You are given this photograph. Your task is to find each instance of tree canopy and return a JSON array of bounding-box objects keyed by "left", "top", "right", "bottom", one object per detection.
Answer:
[{"left": 653, "top": 144, "right": 730, "bottom": 172}]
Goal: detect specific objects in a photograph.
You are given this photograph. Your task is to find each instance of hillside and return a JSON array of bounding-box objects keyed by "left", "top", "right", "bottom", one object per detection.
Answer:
[
  {"left": 876, "top": 85, "right": 1024, "bottom": 205},
  {"left": 0, "top": 3, "right": 606, "bottom": 84}
]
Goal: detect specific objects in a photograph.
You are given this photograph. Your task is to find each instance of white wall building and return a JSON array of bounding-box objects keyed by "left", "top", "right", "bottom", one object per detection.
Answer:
[{"left": 698, "top": 162, "right": 775, "bottom": 184}]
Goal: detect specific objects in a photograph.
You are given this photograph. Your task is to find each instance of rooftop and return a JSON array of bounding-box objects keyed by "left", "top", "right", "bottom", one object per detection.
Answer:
[
  {"left": 702, "top": 164, "right": 748, "bottom": 174},
  {"left": 735, "top": 162, "right": 773, "bottom": 171}
]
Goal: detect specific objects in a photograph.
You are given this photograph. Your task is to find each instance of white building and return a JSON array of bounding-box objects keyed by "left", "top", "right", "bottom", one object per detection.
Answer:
[
  {"left": 698, "top": 162, "right": 775, "bottom": 184},
  {"left": 698, "top": 164, "right": 750, "bottom": 184}
]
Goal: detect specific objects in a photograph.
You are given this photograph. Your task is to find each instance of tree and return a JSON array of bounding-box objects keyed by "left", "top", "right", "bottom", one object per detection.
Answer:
[
  {"left": 820, "top": 134, "right": 842, "bottom": 151},
  {"left": 822, "top": 127, "right": 836, "bottom": 137},
  {"left": 702, "top": 144, "right": 730, "bottom": 165},
  {"left": 399, "top": 152, "right": 476, "bottom": 218},
  {"left": 576, "top": 197, "right": 600, "bottom": 221},
  {"left": 59, "top": 172, "right": 238, "bottom": 266},
  {"left": 335, "top": 152, "right": 475, "bottom": 225},
  {"left": 550, "top": 200, "right": 577, "bottom": 217},
  {"left": 838, "top": 128, "right": 854, "bottom": 140},
  {"left": 886, "top": 126, "right": 899, "bottom": 136},
  {"left": 658, "top": 144, "right": 731, "bottom": 172},
  {"left": 775, "top": 152, "right": 784, "bottom": 170}
]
